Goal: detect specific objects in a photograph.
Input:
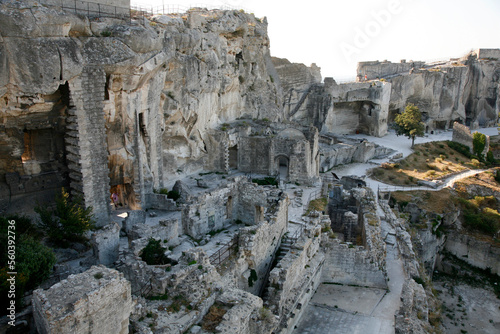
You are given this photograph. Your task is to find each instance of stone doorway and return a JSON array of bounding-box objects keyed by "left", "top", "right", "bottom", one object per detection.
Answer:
[
  {"left": 228, "top": 145, "right": 238, "bottom": 169},
  {"left": 276, "top": 155, "right": 289, "bottom": 180}
]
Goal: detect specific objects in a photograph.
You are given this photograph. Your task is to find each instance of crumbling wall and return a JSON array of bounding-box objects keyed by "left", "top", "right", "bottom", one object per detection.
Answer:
[
  {"left": 266, "top": 222, "right": 324, "bottom": 332},
  {"left": 237, "top": 192, "right": 288, "bottom": 295},
  {"left": 322, "top": 188, "right": 386, "bottom": 288},
  {"left": 91, "top": 222, "right": 120, "bottom": 266},
  {"left": 357, "top": 60, "right": 425, "bottom": 81},
  {"left": 451, "top": 121, "right": 490, "bottom": 156},
  {"left": 33, "top": 265, "right": 134, "bottom": 334},
  {"left": 182, "top": 179, "right": 239, "bottom": 238},
  {"left": 239, "top": 136, "right": 273, "bottom": 174},
  {"left": 320, "top": 239, "right": 386, "bottom": 288}
]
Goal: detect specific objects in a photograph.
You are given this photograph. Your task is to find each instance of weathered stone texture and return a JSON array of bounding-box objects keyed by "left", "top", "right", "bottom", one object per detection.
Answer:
[
  {"left": 68, "top": 67, "right": 111, "bottom": 225},
  {"left": 32, "top": 265, "right": 134, "bottom": 334},
  {"left": 91, "top": 222, "right": 120, "bottom": 266},
  {"left": 267, "top": 225, "right": 324, "bottom": 330},
  {"left": 322, "top": 188, "right": 387, "bottom": 289},
  {"left": 357, "top": 59, "right": 425, "bottom": 81},
  {"left": 443, "top": 231, "right": 500, "bottom": 276}
]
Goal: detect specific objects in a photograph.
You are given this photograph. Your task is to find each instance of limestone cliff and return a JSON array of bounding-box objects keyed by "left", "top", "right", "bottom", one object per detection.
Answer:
[
  {"left": 359, "top": 50, "right": 500, "bottom": 131},
  {"left": 0, "top": 0, "right": 282, "bottom": 221}
]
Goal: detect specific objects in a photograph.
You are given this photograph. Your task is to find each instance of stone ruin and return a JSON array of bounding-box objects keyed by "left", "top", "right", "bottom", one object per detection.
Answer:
[
  {"left": 24, "top": 169, "right": 388, "bottom": 333},
  {"left": 451, "top": 121, "right": 490, "bottom": 156},
  {"left": 32, "top": 265, "right": 134, "bottom": 334},
  {"left": 1, "top": 1, "right": 499, "bottom": 333}
]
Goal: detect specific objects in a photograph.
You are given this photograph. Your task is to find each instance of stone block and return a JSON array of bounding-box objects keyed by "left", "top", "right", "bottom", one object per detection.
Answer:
[
  {"left": 91, "top": 222, "right": 120, "bottom": 266},
  {"left": 124, "top": 209, "right": 146, "bottom": 233},
  {"left": 32, "top": 265, "right": 134, "bottom": 334}
]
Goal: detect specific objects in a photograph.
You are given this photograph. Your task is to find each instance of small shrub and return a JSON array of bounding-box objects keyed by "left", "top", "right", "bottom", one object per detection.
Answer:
[
  {"left": 188, "top": 260, "right": 197, "bottom": 266},
  {"left": 141, "top": 238, "right": 172, "bottom": 265},
  {"left": 94, "top": 272, "right": 103, "bottom": 279},
  {"left": 251, "top": 177, "right": 277, "bottom": 186},
  {"left": 35, "top": 188, "right": 95, "bottom": 247},
  {"left": 470, "top": 159, "right": 481, "bottom": 168},
  {"left": 495, "top": 169, "right": 500, "bottom": 184},
  {"left": 248, "top": 269, "right": 258, "bottom": 287},
  {"left": 167, "top": 190, "right": 180, "bottom": 201}
]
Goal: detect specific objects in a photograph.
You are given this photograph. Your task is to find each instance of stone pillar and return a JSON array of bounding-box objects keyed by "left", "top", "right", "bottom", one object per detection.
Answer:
[{"left": 68, "top": 67, "right": 111, "bottom": 226}]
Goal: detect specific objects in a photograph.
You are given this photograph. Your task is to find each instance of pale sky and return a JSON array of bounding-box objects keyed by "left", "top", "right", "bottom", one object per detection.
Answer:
[{"left": 132, "top": 0, "right": 500, "bottom": 81}]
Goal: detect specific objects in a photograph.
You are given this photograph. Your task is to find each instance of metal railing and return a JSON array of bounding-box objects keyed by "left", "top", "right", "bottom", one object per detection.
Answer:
[
  {"left": 209, "top": 235, "right": 238, "bottom": 266},
  {"left": 302, "top": 188, "right": 322, "bottom": 215},
  {"left": 36, "top": 0, "right": 131, "bottom": 20},
  {"left": 131, "top": 3, "right": 250, "bottom": 15},
  {"left": 285, "top": 224, "right": 304, "bottom": 244}
]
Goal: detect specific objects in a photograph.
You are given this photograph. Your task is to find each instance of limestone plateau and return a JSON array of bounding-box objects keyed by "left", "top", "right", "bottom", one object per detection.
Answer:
[{"left": 0, "top": 1, "right": 499, "bottom": 334}]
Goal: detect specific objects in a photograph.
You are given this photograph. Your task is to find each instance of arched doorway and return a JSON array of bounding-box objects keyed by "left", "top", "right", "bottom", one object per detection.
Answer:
[{"left": 275, "top": 155, "right": 289, "bottom": 179}]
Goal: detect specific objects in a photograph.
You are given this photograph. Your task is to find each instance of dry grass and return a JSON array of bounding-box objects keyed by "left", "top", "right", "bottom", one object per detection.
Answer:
[
  {"left": 371, "top": 141, "right": 474, "bottom": 186},
  {"left": 454, "top": 168, "right": 500, "bottom": 193},
  {"left": 390, "top": 189, "right": 453, "bottom": 214},
  {"left": 201, "top": 303, "right": 227, "bottom": 331},
  {"left": 304, "top": 197, "right": 327, "bottom": 215}
]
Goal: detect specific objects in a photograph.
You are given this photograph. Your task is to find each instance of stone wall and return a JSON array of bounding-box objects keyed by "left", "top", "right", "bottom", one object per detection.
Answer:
[
  {"left": 357, "top": 60, "right": 425, "bottom": 81},
  {"left": 452, "top": 122, "right": 490, "bottom": 156},
  {"left": 182, "top": 179, "right": 239, "bottom": 239},
  {"left": 322, "top": 188, "right": 387, "bottom": 288},
  {"left": 91, "top": 222, "right": 120, "bottom": 266},
  {"left": 477, "top": 48, "right": 500, "bottom": 60},
  {"left": 69, "top": 67, "right": 111, "bottom": 225},
  {"left": 239, "top": 137, "right": 273, "bottom": 174},
  {"left": 33, "top": 265, "right": 134, "bottom": 334},
  {"left": 237, "top": 126, "right": 319, "bottom": 185},
  {"left": 266, "top": 223, "right": 324, "bottom": 332},
  {"left": 237, "top": 191, "right": 289, "bottom": 295}
]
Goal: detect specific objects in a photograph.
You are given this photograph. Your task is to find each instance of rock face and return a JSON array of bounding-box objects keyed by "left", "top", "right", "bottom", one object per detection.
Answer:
[
  {"left": 358, "top": 50, "right": 500, "bottom": 131},
  {"left": 273, "top": 62, "right": 391, "bottom": 137},
  {"left": 0, "top": 1, "right": 283, "bottom": 220}
]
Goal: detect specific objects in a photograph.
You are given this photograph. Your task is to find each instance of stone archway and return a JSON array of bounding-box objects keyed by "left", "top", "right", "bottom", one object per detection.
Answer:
[{"left": 275, "top": 155, "right": 289, "bottom": 179}]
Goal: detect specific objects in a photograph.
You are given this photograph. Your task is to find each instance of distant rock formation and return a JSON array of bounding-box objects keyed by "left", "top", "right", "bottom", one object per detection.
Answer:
[{"left": 357, "top": 50, "right": 500, "bottom": 131}]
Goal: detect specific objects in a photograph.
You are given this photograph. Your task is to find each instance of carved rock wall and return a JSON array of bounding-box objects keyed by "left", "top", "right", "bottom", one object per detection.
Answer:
[{"left": 0, "top": 1, "right": 283, "bottom": 216}]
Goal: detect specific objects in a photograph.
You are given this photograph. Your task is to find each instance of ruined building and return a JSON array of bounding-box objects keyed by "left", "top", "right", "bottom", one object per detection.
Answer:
[
  {"left": 357, "top": 50, "right": 500, "bottom": 131},
  {"left": 1, "top": 1, "right": 499, "bottom": 333}
]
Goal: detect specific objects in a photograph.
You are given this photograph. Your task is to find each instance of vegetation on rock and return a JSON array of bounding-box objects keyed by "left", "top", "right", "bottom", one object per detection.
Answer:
[
  {"left": 0, "top": 215, "right": 56, "bottom": 314},
  {"left": 35, "top": 188, "right": 95, "bottom": 247}
]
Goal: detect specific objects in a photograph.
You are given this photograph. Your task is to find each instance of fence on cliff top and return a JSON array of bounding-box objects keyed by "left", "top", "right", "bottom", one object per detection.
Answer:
[
  {"left": 29, "top": 1, "right": 251, "bottom": 22},
  {"left": 131, "top": 3, "right": 251, "bottom": 16}
]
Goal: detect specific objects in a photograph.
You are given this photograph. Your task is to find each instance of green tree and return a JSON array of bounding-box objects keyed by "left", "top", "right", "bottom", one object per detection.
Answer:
[
  {"left": 35, "top": 188, "right": 95, "bottom": 247},
  {"left": 0, "top": 216, "right": 56, "bottom": 314},
  {"left": 394, "top": 103, "right": 425, "bottom": 148},
  {"left": 472, "top": 131, "right": 487, "bottom": 161}
]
